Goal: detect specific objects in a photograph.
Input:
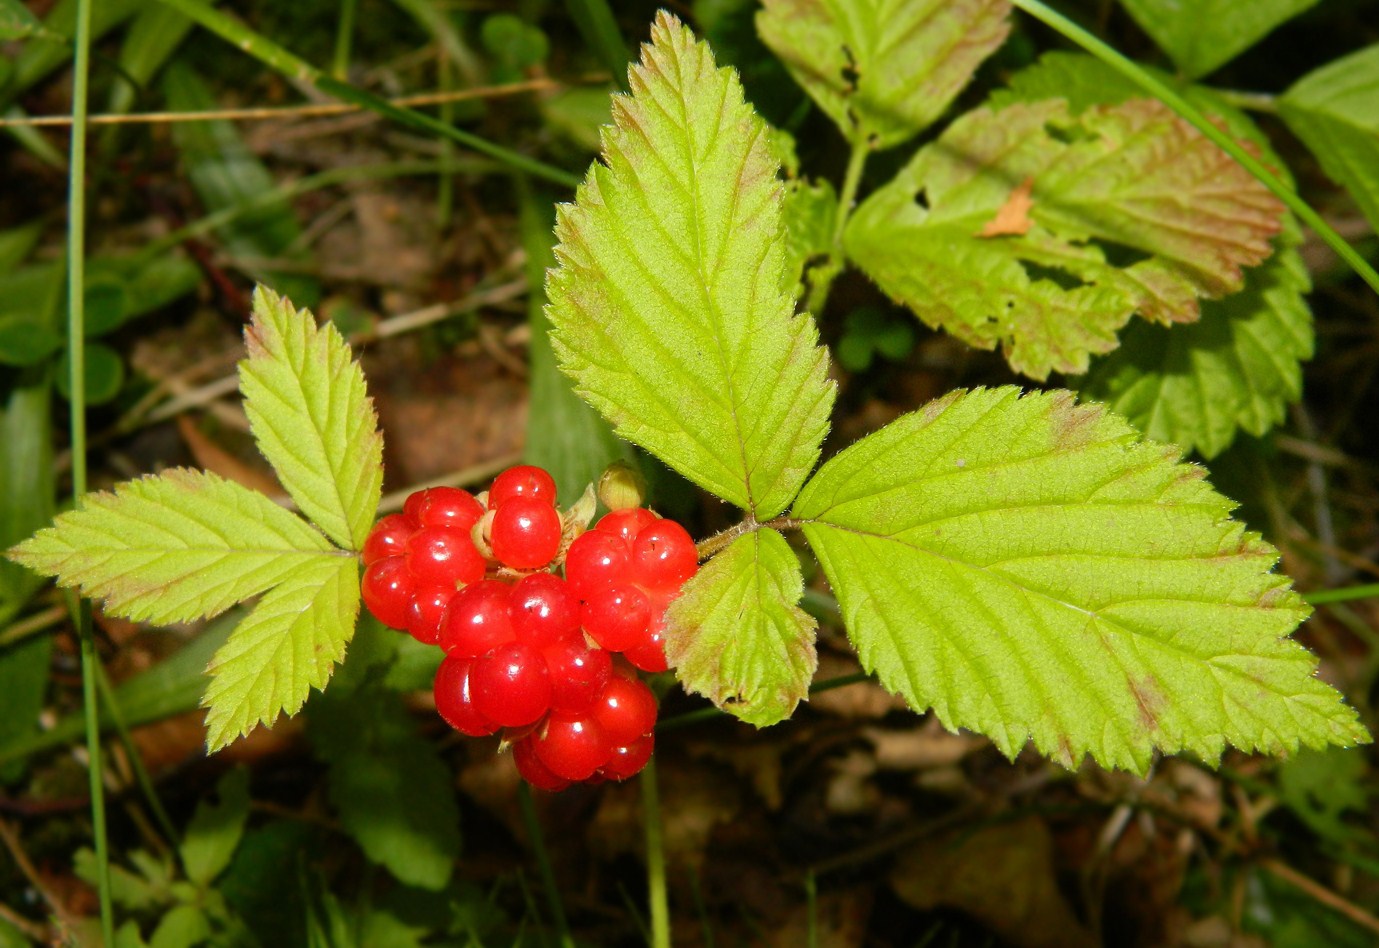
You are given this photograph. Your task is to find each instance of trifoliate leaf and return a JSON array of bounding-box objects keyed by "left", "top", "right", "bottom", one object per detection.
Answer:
[
  {"left": 7, "top": 469, "right": 338, "bottom": 624},
  {"left": 845, "top": 99, "right": 1284, "bottom": 379},
  {"left": 664, "top": 528, "right": 817, "bottom": 726},
  {"left": 1280, "top": 44, "right": 1379, "bottom": 236},
  {"left": 1120, "top": 0, "right": 1320, "bottom": 80},
  {"left": 792, "top": 387, "right": 1368, "bottom": 773},
  {"left": 546, "top": 12, "right": 834, "bottom": 519},
  {"left": 202, "top": 555, "right": 360, "bottom": 750},
  {"left": 1080, "top": 230, "right": 1311, "bottom": 458},
  {"left": 239, "top": 285, "right": 383, "bottom": 551},
  {"left": 756, "top": 0, "right": 1011, "bottom": 149}
]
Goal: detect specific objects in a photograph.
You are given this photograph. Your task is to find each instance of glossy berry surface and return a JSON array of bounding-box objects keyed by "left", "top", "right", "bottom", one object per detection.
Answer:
[
  {"left": 592, "top": 674, "right": 658, "bottom": 746},
  {"left": 564, "top": 530, "right": 631, "bottom": 596},
  {"left": 534, "top": 714, "right": 610, "bottom": 781},
  {"left": 362, "top": 513, "right": 414, "bottom": 565},
  {"left": 543, "top": 641, "right": 613, "bottom": 714},
  {"left": 490, "top": 497, "right": 562, "bottom": 570},
  {"left": 433, "top": 654, "right": 497, "bottom": 737},
  {"left": 513, "top": 736, "right": 572, "bottom": 792},
  {"left": 361, "top": 557, "right": 415, "bottom": 630},
  {"left": 406, "top": 526, "right": 486, "bottom": 586},
  {"left": 601, "top": 732, "right": 655, "bottom": 781},
  {"left": 405, "top": 584, "right": 454, "bottom": 645},
  {"left": 409, "top": 486, "right": 484, "bottom": 530},
  {"left": 631, "top": 520, "right": 698, "bottom": 593},
  {"left": 488, "top": 465, "right": 558, "bottom": 509},
  {"left": 438, "top": 580, "right": 515, "bottom": 657},
  {"left": 470, "top": 641, "right": 552, "bottom": 727},
  {"left": 581, "top": 584, "right": 651, "bottom": 652},
  {"left": 510, "top": 573, "right": 581, "bottom": 648}
]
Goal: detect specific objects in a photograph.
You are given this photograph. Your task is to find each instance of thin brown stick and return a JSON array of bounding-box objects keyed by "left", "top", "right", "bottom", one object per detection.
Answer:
[
  {"left": 0, "top": 818, "right": 77, "bottom": 934},
  {"left": 0, "top": 78, "right": 562, "bottom": 128},
  {"left": 1261, "top": 857, "right": 1379, "bottom": 936}
]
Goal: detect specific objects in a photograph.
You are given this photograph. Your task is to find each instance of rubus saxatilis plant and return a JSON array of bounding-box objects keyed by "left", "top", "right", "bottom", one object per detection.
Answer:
[{"left": 7, "top": 13, "right": 1369, "bottom": 781}]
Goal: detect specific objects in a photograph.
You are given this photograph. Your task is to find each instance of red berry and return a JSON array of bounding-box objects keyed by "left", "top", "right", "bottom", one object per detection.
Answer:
[
  {"left": 600, "top": 732, "right": 654, "bottom": 781},
  {"left": 470, "top": 642, "right": 553, "bottom": 727},
  {"left": 624, "top": 636, "right": 668, "bottom": 673},
  {"left": 592, "top": 675, "right": 658, "bottom": 746},
  {"left": 362, "top": 514, "right": 415, "bottom": 565},
  {"left": 544, "top": 641, "right": 613, "bottom": 714},
  {"left": 564, "top": 530, "right": 631, "bottom": 596},
  {"left": 409, "top": 487, "right": 484, "bottom": 530},
  {"left": 631, "top": 520, "right": 698, "bottom": 593},
  {"left": 490, "top": 498, "right": 562, "bottom": 570},
  {"left": 489, "top": 465, "right": 557, "bottom": 509},
  {"left": 534, "top": 713, "right": 611, "bottom": 781},
  {"left": 581, "top": 584, "right": 652, "bottom": 652},
  {"left": 362, "top": 557, "right": 415, "bottom": 630},
  {"left": 406, "top": 584, "right": 454, "bottom": 645},
  {"left": 434, "top": 654, "right": 498, "bottom": 737},
  {"left": 510, "top": 573, "right": 581, "bottom": 648},
  {"left": 596, "top": 507, "right": 658, "bottom": 544},
  {"left": 405, "top": 526, "right": 486, "bottom": 586},
  {"left": 513, "top": 735, "right": 572, "bottom": 792},
  {"left": 438, "top": 580, "right": 515, "bottom": 657}
]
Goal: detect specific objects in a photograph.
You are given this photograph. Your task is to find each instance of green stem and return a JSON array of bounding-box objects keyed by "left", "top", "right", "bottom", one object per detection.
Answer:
[
  {"left": 1008, "top": 0, "right": 1379, "bottom": 298},
  {"left": 66, "top": 0, "right": 113, "bottom": 940},
  {"left": 805, "top": 136, "right": 870, "bottom": 316},
  {"left": 95, "top": 664, "right": 181, "bottom": 858},
  {"left": 150, "top": 0, "right": 580, "bottom": 189},
  {"left": 565, "top": 0, "right": 630, "bottom": 92},
  {"left": 516, "top": 782, "right": 575, "bottom": 948},
  {"left": 656, "top": 672, "right": 871, "bottom": 731},
  {"left": 1305, "top": 584, "right": 1379, "bottom": 606},
  {"left": 641, "top": 759, "right": 671, "bottom": 948},
  {"left": 332, "top": 0, "right": 358, "bottom": 80}
]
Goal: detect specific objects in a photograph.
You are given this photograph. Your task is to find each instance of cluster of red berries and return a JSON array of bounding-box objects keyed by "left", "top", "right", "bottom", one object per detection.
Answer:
[{"left": 360, "top": 465, "right": 698, "bottom": 791}]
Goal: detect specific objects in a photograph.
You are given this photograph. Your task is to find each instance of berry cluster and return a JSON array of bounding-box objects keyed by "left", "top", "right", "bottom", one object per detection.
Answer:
[{"left": 360, "top": 465, "right": 698, "bottom": 791}]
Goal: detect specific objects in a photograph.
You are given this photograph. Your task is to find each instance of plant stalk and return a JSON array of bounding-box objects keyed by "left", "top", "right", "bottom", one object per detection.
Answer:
[
  {"left": 1009, "top": 0, "right": 1379, "bottom": 298},
  {"left": 805, "top": 137, "right": 870, "bottom": 317},
  {"left": 517, "top": 782, "right": 575, "bottom": 948},
  {"left": 641, "top": 758, "right": 671, "bottom": 948},
  {"left": 66, "top": 0, "right": 114, "bottom": 939}
]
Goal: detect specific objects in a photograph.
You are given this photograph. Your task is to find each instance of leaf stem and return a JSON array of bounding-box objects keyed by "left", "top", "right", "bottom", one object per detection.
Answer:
[
  {"left": 149, "top": 0, "right": 580, "bottom": 189},
  {"left": 1305, "top": 584, "right": 1379, "bottom": 606},
  {"left": 1008, "top": 0, "right": 1379, "bottom": 298},
  {"left": 66, "top": 0, "right": 113, "bottom": 938},
  {"left": 517, "top": 782, "right": 575, "bottom": 948},
  {"left": 641, "top": 758, "right": 671, "bottom": 948},
  {"left": 805, "top": 137, "right": 870, "bottom": 316}
]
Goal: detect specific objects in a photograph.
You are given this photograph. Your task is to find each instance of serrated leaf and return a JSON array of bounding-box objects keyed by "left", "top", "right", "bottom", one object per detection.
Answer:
[
  {"left": 782, "top": 175, "right": 838, "bottom": 301},
  {"left": 1280, "top": 43, "right": 1379, "bottom": 236},
  {"left": 181, "top": 767, "right": 250, "bottom": 886},
  {"left": 1080, "top": 231, "right": 1311, "bottom": 458},
  {"left": 546, "top": 12, "right": 834, "bottom": 519},
  {"left": 239, "top": 285, "right": 383, "bottom": 551},
  {"left": 0, "top": 0, "right": 47, "bottom": 40},
  {"left": 8, "top": 469, "right": 339, "bottom": 624},
  {"left": 791, "top": 387, "right": 1368, "bottom": 773},
  {"left": 757, "top": 0, "right": 1011, "bottom": 149},
  {"left": 1120, "top": 0, "right": 1320, "bottom": 80},
  {"left": 202, "top": 555, "right": 359, "bottom": 750},
  {"left": 664, "top": 528, "right": 817, "bottom": 726},
  {"left": 845, "top": 98, "right": 1284, "bottom": 379}
]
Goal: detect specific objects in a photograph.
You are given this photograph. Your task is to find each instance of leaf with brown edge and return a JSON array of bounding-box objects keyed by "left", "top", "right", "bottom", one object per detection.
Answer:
[
  {"left": 664, "top": 528, "right": 817, "bottom": 727},
  {"left": 757, "top": 0, "right": 1012, "bottom": 149},
  {"left": 845, "top": 99, "right": 1285, "bottom": 379}
]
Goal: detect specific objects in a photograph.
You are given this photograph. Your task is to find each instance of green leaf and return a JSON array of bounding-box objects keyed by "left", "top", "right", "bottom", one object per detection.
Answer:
[
  {"left": 8, "top": 469, "right": 338, "bottom": 624},
  {"left": 1119, "top": 0, "right": 1320, "bottom": 80},
  {"left": 1280, "top": 43, "right": 1379, "bottom": 236},
  {"left": 148, "top": 904, "right": 211, "bottom": 948},
  {"left": 0, "top": 635, "right": 52, "bottom": 782},
  {"left": 239, "top": 285, "right": 383, "bottom": 552},
  {"left": 202, "top": 554, "right": 359, "bottom": 750},
  {"left": 781, "top": 175, "right": 838, "bottom": 302},
  {"left": 56, "top": 342, "right": 125, "bottom": 405},
  {"left": 0, "top": 0, "right": 49, "bottom": 40},
  {"left": 519, "top": 189, "right": 635, "bottom": 504},
  {"left": 791, "top": 387, "right": 1368, "bottom": 772},
  {"left": 1080, "top": 230, "right": 1311, "bottom": 458},
  {"left": 1276, "top": 747, "right": 1368, "bottom": 844},
  {"left": 311, "top": 691, "right": 460, "bottom": 890},
  {"left": 546, "top": 12, "right": 834, "bottom": 519},
  {"left": 664, "top": 528, "right": 817, "bottom": 726},
  {"left": 76, "top": 848, "right": 166, "bottom": 912},
  {"left": 0, "top": 221, "right": 44, "bottom": 271},
  {"left": 0, "top": 381, "right": 55, "bottom": 623},
  {"left": 756, "top": 0, "right": 1011, "bottom": 148},
  {"left": 845, "top": 98, "right": 1285, "bottom": 379},
  {"left": 0, "top": 317, "right": 62, "bottom": 367},
  {"left": 181, "top": 766, "right": 251, "bottom": 886}
]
